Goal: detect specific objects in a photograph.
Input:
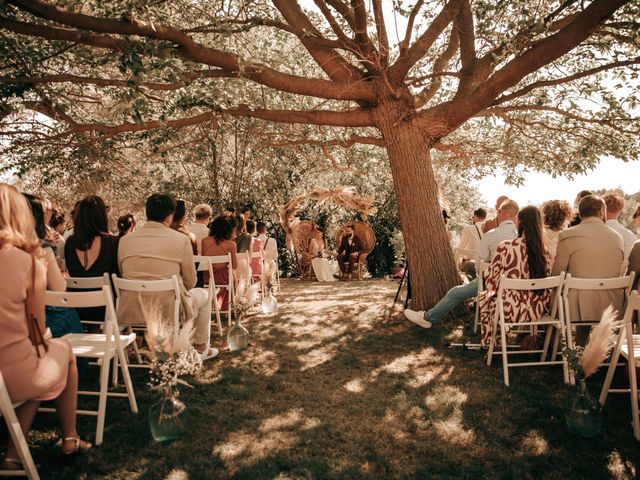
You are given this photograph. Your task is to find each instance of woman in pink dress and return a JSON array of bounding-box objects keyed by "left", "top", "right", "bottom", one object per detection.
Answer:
[
  {"left": 201, "top": 215, "right": 238, "bottom": 311},
  {"left": 479, "top": 205, "right": 552, "bottom": 347},
  {"left": 0, "top": 184, "right": 91, "bottom": 468},
  {"left": 246, "top": 220, "right": 263, "bottom": 283}
]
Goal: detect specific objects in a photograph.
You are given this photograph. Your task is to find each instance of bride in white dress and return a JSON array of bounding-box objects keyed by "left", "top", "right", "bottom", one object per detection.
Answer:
[{"left": 310, "top": 229, "right": 337, "bottom": 282}]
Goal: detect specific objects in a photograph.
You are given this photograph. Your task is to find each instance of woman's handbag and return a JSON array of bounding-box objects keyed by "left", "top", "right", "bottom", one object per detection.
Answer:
[{"left": 25, "top": 255, "right": 49, "bottom": 357}]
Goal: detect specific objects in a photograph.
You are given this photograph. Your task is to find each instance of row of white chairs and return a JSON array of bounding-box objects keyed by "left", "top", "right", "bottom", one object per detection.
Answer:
[{"left": 485, "top": 271, "right": 635, "bottom": 386}]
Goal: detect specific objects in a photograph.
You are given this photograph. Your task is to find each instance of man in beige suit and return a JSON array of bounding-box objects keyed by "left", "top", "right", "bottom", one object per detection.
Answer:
[
  {"left": 552, "top": 195, "right": 624, "bottom": 345},
  {"left": 118, "top": 193, "right": 217, "bottom": 360}
]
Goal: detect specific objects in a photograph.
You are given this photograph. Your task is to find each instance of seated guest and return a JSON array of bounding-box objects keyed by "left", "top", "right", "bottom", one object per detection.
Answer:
[
  {"left": 65, "top": 196, "right": 120, "bottom": 329},
  {"left": 337, "top": 225, "right": 362, "bottom": 280},
  {"left": 65, "top": 196, "right": 119, "bottom": 279},
  {"left": 633, "top": 206, "right": 640, "bottom": 238},
  {"left": 117, "top": 213, "right": 136, "bottom": 237},
  {"left": 257, "top": 221, "right": 279, "bottom": 267},
  {"left": 189, "top": 203, "right": 212, "bottom": 254},
  {"left": 0, "top": 183, "right": 91, "bottom": 463},
  {"left": 118, "top": 194, "right": 216, "bottom": 360},
  {"left": 25, "top": 194, "right": 80, "bottom": 338},
  {"left": 49, "top": 208, "right": 67, "bottom": 265},
  {"left": 552, "top": 194, "right": 624, "bottom": 345},
  {"left": 628, "top": 240, "right": 640, "bottom": 291},
  {"left": 246, "top": 220, "right": 263, "bottom": 282},
  {"left": 603, "top": 193, "right": 637, "bottom": 260},
  {"left": 310, "top": 227, "right": 337, "bottom": 282},
  {"left": 568, "top": 190, "right": 592, "bottom": 227},
  {"left": 202, "top": 215, "right": 238, "bottom": 311},
  {"left": 482, "top": 195, "right": 508, "bottom": 233},
  {"left": 541, "top": 199, "right": 572, "bottom": 262},
  {"left": 170, "top": 199, "right": 197, "bottom": 254},
  {"left": 234, "top": 214, "right": 252, "bottom": 288},
  {"left": 456, "top": 208, "right": 487, "bottom": 272},
  {"left": 479, "top": 206, "right": 551, "bottom": 346},
  {"left": 405, "top": 199, "right": 519, "bottom": 328}
]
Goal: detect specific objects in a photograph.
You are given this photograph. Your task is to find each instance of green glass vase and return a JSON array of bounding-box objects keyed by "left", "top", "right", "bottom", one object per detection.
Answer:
[
  {"left": 148, "top": 391, "right": 186, "bottom": 442},
  {"left": 565, "top": 378, "right": 602, "bottom": 437}
]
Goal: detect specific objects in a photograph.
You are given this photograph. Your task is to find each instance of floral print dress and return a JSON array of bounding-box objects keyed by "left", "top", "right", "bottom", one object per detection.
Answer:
[{"left": 479, "top": 237, "right": 552, "bottom": 347}]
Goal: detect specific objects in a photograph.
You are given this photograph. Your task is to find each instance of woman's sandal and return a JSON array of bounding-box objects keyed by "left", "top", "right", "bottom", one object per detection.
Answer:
[{"left": 62, "top": 436, "right": 92, "bottom": 455}]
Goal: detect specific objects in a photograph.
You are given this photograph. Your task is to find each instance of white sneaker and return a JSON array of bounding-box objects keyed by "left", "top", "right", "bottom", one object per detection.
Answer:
[
  {"left": 198, "top": 346, "right": 219, "bottom": 361},
  {"left": 404, "top": 309, "right": 432, "bottom": 329}
]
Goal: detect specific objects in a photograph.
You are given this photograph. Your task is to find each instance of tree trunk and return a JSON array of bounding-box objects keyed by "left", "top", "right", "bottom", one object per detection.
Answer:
[{"left": 372, "top": 98, "right": 460, "bottom": 310}]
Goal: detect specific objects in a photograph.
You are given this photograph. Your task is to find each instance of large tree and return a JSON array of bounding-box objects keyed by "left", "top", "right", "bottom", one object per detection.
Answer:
[{"left": 0, "top": 0, "right": 638, "bottom": 308}]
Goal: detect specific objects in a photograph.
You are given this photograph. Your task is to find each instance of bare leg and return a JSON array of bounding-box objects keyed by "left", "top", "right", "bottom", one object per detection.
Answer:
[
  {"left": 4, "top": 400, "right": 40, "bottom": 460},
  {"left": 54, "top": 353, "right": 79, "bottom": 440}
]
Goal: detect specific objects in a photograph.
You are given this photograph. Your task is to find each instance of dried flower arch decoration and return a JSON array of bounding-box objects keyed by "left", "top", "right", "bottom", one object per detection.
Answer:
[{"left": 279, "top": 186, "right": 377, "bottom": 239}]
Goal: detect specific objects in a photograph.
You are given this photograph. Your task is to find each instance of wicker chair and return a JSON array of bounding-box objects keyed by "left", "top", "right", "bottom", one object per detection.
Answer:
[
  {"left": 334, "top": 221, "right": 376, "bottom": 280},
  {"left": 289, "top": 220, "right": 318, "bottom": 279}
]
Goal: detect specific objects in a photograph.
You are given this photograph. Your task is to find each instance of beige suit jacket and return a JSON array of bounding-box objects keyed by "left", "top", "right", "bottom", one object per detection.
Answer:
[
  {"left": 117, "top": 221, "right": 197, "bottom": 326},
  {"left": 552, "top": 217, "right": 624, "bottom": 322}
]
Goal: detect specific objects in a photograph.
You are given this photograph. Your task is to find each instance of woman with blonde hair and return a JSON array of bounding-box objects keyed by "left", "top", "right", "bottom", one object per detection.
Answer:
[{"left": 0, "top": 184, "right": 91, "bottom": 469}]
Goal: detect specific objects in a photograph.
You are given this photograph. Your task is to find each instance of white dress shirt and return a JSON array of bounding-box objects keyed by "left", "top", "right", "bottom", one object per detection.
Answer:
[
  {"left": 475, "top": 219, "right": 517, "bottom": 267},
  {"left": 606, "top": 219, "right": 636, "bottom": 260},
  {"left": 258, "top": 233, "right": 278, "bottom": 262},
  {"left": 188, "top": 222, "right": 210, "bottom": 254},
  {"left": 457, "top": 221, "right": 484, "bottom": 256}
]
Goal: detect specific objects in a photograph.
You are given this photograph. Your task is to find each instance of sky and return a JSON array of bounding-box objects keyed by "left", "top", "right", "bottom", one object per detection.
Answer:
[{"left": 475, "top": 156, "right": 639, "bottom": 208}]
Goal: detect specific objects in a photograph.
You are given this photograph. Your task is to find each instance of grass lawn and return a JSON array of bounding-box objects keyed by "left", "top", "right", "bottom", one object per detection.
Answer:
[{"left": 9, "top": 279, "right": 640, "bottom": 479}]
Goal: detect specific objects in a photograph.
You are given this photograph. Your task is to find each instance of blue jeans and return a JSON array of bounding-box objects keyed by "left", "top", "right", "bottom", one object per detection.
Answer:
[{"left": 426, "top": 279, "right": 478, "bottom": 323}]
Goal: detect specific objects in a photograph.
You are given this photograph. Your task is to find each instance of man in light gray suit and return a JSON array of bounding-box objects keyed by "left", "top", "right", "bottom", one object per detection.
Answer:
[{"left": 552, "top": 195, "right": 624, "bottom": 345}]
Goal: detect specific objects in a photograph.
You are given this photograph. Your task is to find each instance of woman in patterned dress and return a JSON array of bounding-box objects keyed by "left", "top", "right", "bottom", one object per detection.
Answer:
[{"left": 479, "top": 205, "right": 552, "bottom": 347}]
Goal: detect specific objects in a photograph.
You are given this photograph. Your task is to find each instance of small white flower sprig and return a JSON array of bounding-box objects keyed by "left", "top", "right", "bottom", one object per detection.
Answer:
[{"left": 143, "top": 302, "right": 203, "bottom": 396}]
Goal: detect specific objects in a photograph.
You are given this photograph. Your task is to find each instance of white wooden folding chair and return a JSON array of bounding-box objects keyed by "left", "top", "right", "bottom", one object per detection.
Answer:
[
  {"left": 472, "top": 261, "right": 489, "bottom": 334},
  {"left": 110, "top": 275, "right": 181, "bottom": 367},
  {"left": 194, "top": 255, "right": 223, "bottom": 336},
  {"left": 599, "top": 290, "right": 640, "bottom": 440},
  {"left": 0, "top": 372, "right": 40, "bottom": 479},
  {"left": 65, "top": 273, "right": 110, "bottom": 330},
  {"left": 204, "top": 254, "right": 235, "bottom": 326},
  {"left": 43, "top": 287, "right": 138, "bottom": 446},
  {"left": 487, "top": 273, "right": 568, "bottom": 386},
  {"left": 562, "top": 273, "right": 635, "bottom": 382}
]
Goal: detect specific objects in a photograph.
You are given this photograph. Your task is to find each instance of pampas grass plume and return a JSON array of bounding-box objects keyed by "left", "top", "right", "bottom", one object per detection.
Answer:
[{"left": 580, "top": 305, "right": 619, "bottom": 378}]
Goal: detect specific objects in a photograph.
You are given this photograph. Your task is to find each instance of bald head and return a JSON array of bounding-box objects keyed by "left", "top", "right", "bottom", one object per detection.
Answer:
[
  {"left": 495, "top": 195, "right": 508, "bottom": 210},
  {"left": 497, "top": 199, "right": 519, "bottom": 223}
]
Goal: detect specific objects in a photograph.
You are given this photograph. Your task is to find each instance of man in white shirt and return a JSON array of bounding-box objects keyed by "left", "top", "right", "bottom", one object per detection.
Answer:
[
  {"left": 188, "top": 203, "right": 212, "bottom": 254},
  {"left": 257, "top": 221, "right": 278, "bottom": 263},
  {"left": 405, "top": 200, "right": 519, "bottom": 328},
  {"left": 456, "top": 208, "right": 487, "bottom": 259},
  {"left": 603, "top": 194, "right": 636, "bottom": 260}
]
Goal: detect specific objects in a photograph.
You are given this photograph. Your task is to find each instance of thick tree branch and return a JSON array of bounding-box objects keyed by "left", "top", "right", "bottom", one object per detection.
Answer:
[
  {"left": 271, "top": 0, "right": 365, "bottom": 82},
  {"left": 446, "top": 0, "right": 629, "bottom": 132},
  {"left": 400, "top": 0, "right": 425, "bottom": 55},
  {"left": 260, "top": 134, "right": 384, "bottom": 148},
  {"left": 489, "top": 57, "right": 640, "bottom": 106},
  {"left": 226, "top": 106, "right": 373, "bottom": 127},
  {"left": 4, "top": 0, "right": 374, "bottom": 101},
  {"left": 390, "top": 0, "right": 465, "bottom": 83},
  {"left": 454, "top": 0, "right": 476, "bottom": 96},
  {"left": 416, "top": 27, "right": 459, "bottom": 108},
  {"left": 371, "top": 0, "right": 389, "bottom": 67}
]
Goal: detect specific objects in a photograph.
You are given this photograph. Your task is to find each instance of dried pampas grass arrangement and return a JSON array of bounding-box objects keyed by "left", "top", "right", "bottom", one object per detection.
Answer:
[
  {"left": 580, "top": 306, "right": 619, "bottom": 378},
  {"left": 142, "top": 301, "right": 194, "bottom": 359}
]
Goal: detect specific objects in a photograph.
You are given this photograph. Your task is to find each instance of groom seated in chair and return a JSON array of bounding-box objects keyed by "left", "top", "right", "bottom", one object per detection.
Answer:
[{"left": 337, "top": 225, "right": 362, "bottom": 280}]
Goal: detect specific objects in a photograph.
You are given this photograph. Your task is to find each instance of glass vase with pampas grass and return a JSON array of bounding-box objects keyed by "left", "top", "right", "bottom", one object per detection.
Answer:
[
  {"left": 144, "top": 303, "right": 203, "bottom": 442},
  {"left": 228, "top": 281, "right": 260, "bottom": 351},
  {"left": 562, "top": 306, "right": 619, "bottom": 437}
]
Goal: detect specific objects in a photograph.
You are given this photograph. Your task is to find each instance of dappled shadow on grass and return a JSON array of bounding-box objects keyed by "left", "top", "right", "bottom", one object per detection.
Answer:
[{"left": 23, "top": 279, "right": 640, "bottom": 479}]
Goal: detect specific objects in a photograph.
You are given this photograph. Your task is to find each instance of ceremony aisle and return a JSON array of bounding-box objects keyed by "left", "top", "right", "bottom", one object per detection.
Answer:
[{"left": 28, "top": 279, "right": 639, "bottom": 479}]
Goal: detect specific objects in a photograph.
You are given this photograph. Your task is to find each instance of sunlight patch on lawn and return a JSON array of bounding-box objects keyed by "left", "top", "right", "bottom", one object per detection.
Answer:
[
  {"left": 212, "top": 409, "right": 320, "bottom": 472},
  {"left": 521, "top": 430, "right": 548, "bottom": 456},
  {"left": 344, "top": 378, "right": 364, "bottom": 393},
  {"left": 424, "top": 385, "right": 475, "bottom": 445},
  {"left": 607, "top": 450, "right": 637, "bottom": 479},
  {"left": 298, "top": 337, "right": 348, "bottom": 371},
  {"left": 165, "top": 469, "right": 189, "bottom": 480},
  {"left": 226, "top": 347, "right": 281, "bottom": 377},
  {"left": 369, "top": 347, "right": 452, "bottom": 388}
]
